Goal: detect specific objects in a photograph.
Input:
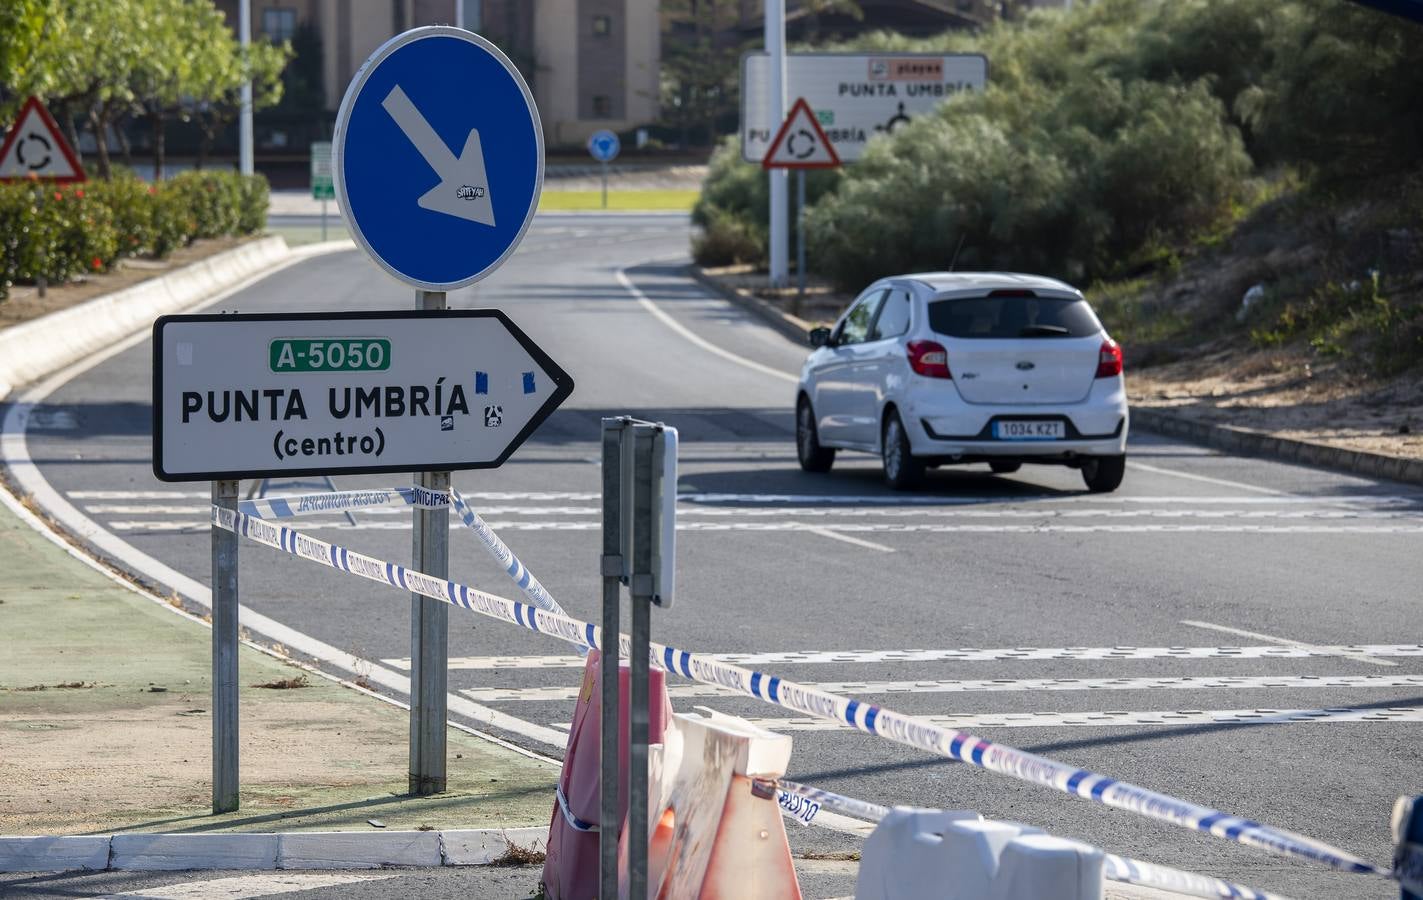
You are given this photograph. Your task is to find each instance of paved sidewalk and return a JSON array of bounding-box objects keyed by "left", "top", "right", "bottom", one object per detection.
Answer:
[{"left": 0, "top": 492, "right": 557, "bottom": 838}]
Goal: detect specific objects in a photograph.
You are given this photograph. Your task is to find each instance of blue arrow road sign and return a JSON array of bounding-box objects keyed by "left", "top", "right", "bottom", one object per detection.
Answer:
[
  {"left": 587, "top": 129, "right": 621, "bottom": 163},
  {"left": 334, "top": 27, "right": 544, "bottom": 291}
]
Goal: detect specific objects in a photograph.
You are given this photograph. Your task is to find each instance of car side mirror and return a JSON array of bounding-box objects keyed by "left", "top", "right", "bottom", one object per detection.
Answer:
[{"left": 808, "top": 326, "right": 832, "bottom": 348}]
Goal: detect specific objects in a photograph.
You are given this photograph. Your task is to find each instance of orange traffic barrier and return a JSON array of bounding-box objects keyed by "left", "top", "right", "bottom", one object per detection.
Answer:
[
  {"left": 623, "top": 709, "right": 802, "bottom": 899},
  {"left": 542, "top": 649, "right": 673, "bottom": 900}
]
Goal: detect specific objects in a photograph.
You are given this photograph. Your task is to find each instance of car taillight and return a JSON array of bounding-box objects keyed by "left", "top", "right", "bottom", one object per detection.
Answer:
[
  {"left": 907, "top": 340, "right": 951, "bottom": 379},
  {"left": 1096, "top": 338, "right": 1123, "bottom": 378}
]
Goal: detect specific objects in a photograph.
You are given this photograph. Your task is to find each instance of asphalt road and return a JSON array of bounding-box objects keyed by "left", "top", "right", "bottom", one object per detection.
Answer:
[{"left": 11, "top": 212, "right": 1423, "bottom": 899}]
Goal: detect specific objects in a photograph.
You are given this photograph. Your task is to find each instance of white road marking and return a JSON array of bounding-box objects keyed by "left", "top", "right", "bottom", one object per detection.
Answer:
[
  {"left": 87, "top": 503, "right": 1423, "bottom": 521},
  {"left": 800, "top": 524, "right": 895, "bottom": 552},
  {"left": 69, "top": 488, "right": 1423, "bottom": 507},
  {"left": 461, "top": 673, "right": 1423, "bottom": 703},
  {"left": 99, "top": 871, "right": 399, "bottom": 899},
  {"left": 384, "top": 643, "right": 1423, "bottom": 670},
  {"left": 1182, "top": 620, "right": 1398, "bottom": 668},
  {"left": 1126, "top": 460, "right": 1290, "bottom": 496},
  {"left": 616, "top": 265, "right": 800, "bottom": 384},
  {"left": 599, "top": 705, "right": 1423, "bottom": 732},
  {"left": 105, "top": 519, "right": 1423, "bottom": 535}
]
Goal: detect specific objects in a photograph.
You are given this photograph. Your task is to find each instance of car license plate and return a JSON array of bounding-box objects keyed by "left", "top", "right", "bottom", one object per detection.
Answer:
[{"left": 993, "top": 420, "right": 1064, "bottom": 440}]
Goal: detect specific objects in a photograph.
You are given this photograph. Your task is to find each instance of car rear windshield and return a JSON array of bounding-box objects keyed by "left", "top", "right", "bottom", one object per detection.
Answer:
[{"left": 928, "top": 294, "right": 1100, "bottom": 339}]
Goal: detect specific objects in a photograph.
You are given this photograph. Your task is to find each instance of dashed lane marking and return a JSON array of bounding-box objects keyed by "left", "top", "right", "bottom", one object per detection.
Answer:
[
  {"left": 68, "top": 489, "right": 1423, "bottom": 506},
  {"left": 552, "top": 705, "right": 1423, "bottom": 733},
  {"left": 460, "top": 673, "right": 1423, "bottom": 703},
  {"left": 383, "top": 644, "right": 1423, "bottom": 670},
  {"left": 1182, "top": 619, "right": 1398, "bottom": 668},
  {"left": 105, "top": 519, "right": 1423, "bottom": 534},
  {"left": 82, "top": 504, "right": 1423, "bottom": 520}
]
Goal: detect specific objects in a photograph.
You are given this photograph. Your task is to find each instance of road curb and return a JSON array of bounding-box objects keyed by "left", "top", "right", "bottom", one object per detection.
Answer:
[
  {"left": 0, "top": 826, "right": 546, "bottom": 873},
  {"left": 687, "top": 264, "right": 820, "bottom": 346},
  {"left": 0, "top": 236, "right": 356, "bottom": 402},
  {"left": 1132, "top": 407, "right": 1423, "bottom": 487}
]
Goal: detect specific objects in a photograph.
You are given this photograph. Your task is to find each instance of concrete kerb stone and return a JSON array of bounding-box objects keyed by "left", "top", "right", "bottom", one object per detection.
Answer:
[
  {"left": 1132, "top": 406, "right": 1423, "bottom": 488},
  {"left": 0, "top": 828, "right": 548, "bottom": 873},
  {"left": 687, "top": 264, "right": 820, "bottom": 346},
  {"left": 0, "top": 236, "right": 355, "bottom": 402}
]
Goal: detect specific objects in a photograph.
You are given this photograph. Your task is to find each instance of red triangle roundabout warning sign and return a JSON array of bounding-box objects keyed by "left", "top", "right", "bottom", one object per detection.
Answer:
[
  {"left": 0, "top": 97, "right": 85, "bottom": 183},
  {"left": 762, "top": 97, "right": 841, "bottom": 170}
]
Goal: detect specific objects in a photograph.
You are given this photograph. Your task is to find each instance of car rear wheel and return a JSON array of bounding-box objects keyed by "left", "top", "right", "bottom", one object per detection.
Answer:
[
  {"left": 989, "top": 460, "right": 1022, "bottom": 474},
  {"left": 882, "top": 411, "right": 924, "bottom": 490},
  {"left": 1081, "top": 454, "right": 1126, "bottom": 493},
  {"left": 796, "top": 398, "right": 835, "bottom": 473}
]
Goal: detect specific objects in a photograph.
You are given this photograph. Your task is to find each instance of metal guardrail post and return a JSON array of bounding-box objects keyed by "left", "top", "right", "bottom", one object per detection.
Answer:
[
  {"left": 211, "top": 478, "right": 240, "bottom": 813},
  {"left": 410, "top": 289, "right": 449, "bottom": 795},
  {"left": 627, "top": 424, "right": 656, "bottom": 898},
  {"left": 599, "top": 418, "right": 626, "bottom": 899}
]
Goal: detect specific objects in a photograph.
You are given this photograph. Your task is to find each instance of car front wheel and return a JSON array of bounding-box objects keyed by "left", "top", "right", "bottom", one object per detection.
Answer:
[
  {"left": 1081, "top": 454, "right": 1126, "bottom": 493},
  {"left": 796, "top": 398, "right": 835, "bottom": 473},
  {"left": 882, "top": 411, "right": 925, "bottom": 490}
]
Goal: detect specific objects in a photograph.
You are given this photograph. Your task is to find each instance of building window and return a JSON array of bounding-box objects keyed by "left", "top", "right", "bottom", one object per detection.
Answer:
[
  {"left": 592, "top": 14, "right": 612, "bottom": 36},
  {"left": 592, "top": 95, "right": 613, "bottom": 118},
  {"left": 261, "top": 7, "right": 297, "bottom": 42}
]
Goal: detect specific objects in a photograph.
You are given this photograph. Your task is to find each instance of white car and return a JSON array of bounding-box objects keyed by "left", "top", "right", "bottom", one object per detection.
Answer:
[{"left": 795, "top": 272, "right": 1129, "bottom": 491}]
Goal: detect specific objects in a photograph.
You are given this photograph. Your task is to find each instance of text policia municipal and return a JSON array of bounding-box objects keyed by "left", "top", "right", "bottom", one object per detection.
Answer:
[{"left": 180, "top": 381, "right": 472, "bottom": 424}]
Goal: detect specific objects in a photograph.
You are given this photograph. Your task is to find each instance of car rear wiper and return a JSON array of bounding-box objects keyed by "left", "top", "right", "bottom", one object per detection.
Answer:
[{"left": 1019, "top": 324, "right": 1070, "bottom": 336}]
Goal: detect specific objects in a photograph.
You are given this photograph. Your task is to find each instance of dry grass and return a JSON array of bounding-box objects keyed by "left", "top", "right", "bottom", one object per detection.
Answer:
[
  {"left": 491, "top": 834, "right": 548, "bottom": 867},
  {"left": 251, "top": 675, "right": 310, "bottom": 690}
]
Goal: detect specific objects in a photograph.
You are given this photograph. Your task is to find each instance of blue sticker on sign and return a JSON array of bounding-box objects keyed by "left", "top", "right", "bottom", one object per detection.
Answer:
[{"left": 335, "top": 28, "right": 544, "bottom": 290}]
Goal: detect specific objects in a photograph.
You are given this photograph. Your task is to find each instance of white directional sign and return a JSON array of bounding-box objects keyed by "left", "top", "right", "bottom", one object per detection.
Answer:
[
  {"left": 741, "top": 53, "right": 988, "bottom": 163},
  {"left": 152, "top": 311, "right": 573, "bottom": 481},
  {"left": 0, "top": 96, "right": 85, "bottom": 182},
  {"left": 334, "top": 27, "right": 543, "bottom": 291}
]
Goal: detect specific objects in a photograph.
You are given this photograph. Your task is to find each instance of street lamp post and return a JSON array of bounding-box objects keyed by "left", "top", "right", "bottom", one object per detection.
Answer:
[{"left": 238, "top": 0, "right": 253, "bottom": 176}]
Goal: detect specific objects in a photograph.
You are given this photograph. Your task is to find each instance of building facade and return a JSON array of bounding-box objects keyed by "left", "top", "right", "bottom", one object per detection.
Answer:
[{"left": 214, "top": 0, "right": 660, "bottom": 150}]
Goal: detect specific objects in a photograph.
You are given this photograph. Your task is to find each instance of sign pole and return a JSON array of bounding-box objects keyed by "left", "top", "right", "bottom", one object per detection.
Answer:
[
  {"left": 627, "top": 424, "right": 656, "bottom": 899},
  {"left": 796, "top": 169, "right": 807, "bottom": 309},
  {"left": 766, "top": 0, "right": 789, "bottom": 287},
  {"left": 211, "top": 479, "right": 240, "bottom": 813},
  {"left": 410, "top": 288, "right": 449, "bottom": 796},
  {"left": 598, "top": 418, "right": 625, "bottom": 900},
  {"left": 601, "top": 160, "right": 608, "bottom": 210},
  {"left": 321, "top": 197, "right": 328, "bottom": 242}
]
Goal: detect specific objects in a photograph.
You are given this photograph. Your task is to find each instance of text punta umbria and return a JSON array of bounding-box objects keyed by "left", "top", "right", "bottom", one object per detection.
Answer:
[{"left": 180, "top": 379, "right": 470, "bottom": 423}]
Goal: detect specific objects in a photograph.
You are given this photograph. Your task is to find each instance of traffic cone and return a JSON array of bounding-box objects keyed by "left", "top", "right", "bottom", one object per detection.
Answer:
[
  {"left": 542, "top": 648, "right": 673, "bottom": 900},
  {"left": 624, "top": 709, "right": 802, "bottom": 900}
]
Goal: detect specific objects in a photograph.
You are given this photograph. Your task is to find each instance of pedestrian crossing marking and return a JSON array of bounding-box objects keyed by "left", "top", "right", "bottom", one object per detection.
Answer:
[
  {"left": 459, "top": 673, "right": 1423, "bottom": 704},
  {"left": 382, "top": 644, "right": 1423, "bottom": 670}
]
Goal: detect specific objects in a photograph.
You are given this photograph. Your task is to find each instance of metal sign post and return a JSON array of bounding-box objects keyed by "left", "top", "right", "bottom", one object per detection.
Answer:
[
  {"left": 587, "top": 129, "right": 620, "bottom": 211},
  {"left": 599, "top": 417, "right": 677, "bottom": 896},
  {"left": 310, "top": 141, "right": 334, "bottom": 242},
  {"left": 410, "top": 290, "right": 449, "bottom": 795},
  {"left": 763, "top": 97, "right": 841, "bottom": 313},
  {"left": 211, "top": 479, "right": 240, "bottom": 814}
]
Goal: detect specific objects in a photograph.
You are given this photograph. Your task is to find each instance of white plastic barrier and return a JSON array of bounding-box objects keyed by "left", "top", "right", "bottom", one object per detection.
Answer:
[{"left": 857, "top": 809, "right": 1106, "bottom": 900}]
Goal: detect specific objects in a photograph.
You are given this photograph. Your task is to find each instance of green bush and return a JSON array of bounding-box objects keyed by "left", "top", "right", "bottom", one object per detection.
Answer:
[{"left": 0, "top": 170, "right": 266, "bottom": 303}]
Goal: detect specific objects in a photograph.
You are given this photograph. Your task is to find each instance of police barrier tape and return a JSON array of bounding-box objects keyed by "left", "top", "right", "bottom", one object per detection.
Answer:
[
  {"left": 210, "top": 506, "right": 1391, "bottom": 886},
  {"left": 770, "top": 779, "right": 1293, "bottom": 900},
  {"left": 235, "top": 485, "right": 570, "bottom": 621}
]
